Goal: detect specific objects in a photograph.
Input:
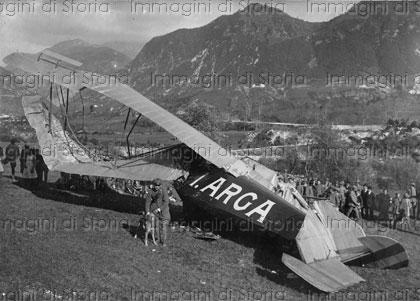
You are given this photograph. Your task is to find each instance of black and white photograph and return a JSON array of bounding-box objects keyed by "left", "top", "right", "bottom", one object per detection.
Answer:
[{"left": 0, "top": 0, "right": 420, "bottom": 300}]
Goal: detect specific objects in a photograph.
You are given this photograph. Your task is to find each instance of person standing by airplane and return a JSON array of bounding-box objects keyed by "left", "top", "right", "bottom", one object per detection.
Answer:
[
  {"left": 366, "top": 186, "right": 376, "bottom": 220},
  {"left": 296, "top": 181, "right": 304, "bottom": 198},
  {"left": 337, "top": 181, "right": 347, "bottom": 211},
  {"left": 35, "top": 149, "right": 49, "bottom": 184},
  {"left": 303, "top": 181, "right": 314, "bottom": 200},
  {"left": 390, "top": 192, "right": 402, "bottom": 229},
  {"left": 409, "top": 182, "right": 417, "bottom": 223},
  {"left": 315, "top": 180, "right": 324, "bottom": 197},
  {"left": 360, "top": 184, "right": 369, "bottom": 218},
  {"left": 137, "top": 182, "right": 159, "bottom": 245},
  {"left": 345, "top": 186, "right": 360, "bottom": 220},
  {"left": 22, "top": 148, "right": 37, "bottom": 188},
  {"left": 154, "top": 178, "right": 171, "bottom": 247},
  {"left": 400, "top": 193, "right": 412, "bottom": 230},
  {"left": 0, "top": 145, "right": 4, "bottom": 177},
  {"left": 377, "top": 188, "right": 391, "bottom": 221},
  {"left": 20, "top": 146, "right": 29, "bottom": 175},
  {"left": 4, "top": 138, "right": 20, "bottom": 182},
  {"left": 328, "top": 181, "right": 339, "bottom": 207}
]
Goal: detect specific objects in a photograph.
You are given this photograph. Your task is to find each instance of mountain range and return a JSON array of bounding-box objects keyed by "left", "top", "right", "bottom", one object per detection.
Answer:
[
  {"left": 101, "top": 41, "right": 145, "bottom": 59},
  {"left": 130, "top": 1, "right": 420, "bottom": 90},
  {"left": 3, "top": 39, "right": 131, "bottom": 74},
  {"left": 2, "top": 2, "right": 420, "bottom": 125},
  {"left": 125, "top": 2, "right": 420, "bottom": 124}
]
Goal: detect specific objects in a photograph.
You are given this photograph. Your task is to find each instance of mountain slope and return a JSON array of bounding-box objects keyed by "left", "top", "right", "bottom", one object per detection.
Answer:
[
  {"left": 312, "top": 1, "right": 420, "bottom": 76},
  {"left": 129, "top": 1, "right": 420, "bottom": 91},
  {"left": 124, "top": 1, "right": 420, "bottom": 125},
  {"left": 101, "top": 41, "right": 144, "bottom": 59},
  {"left": 48, "top": 39, "right": 131, "bottom": 73},
  {"left": 129, "top": 4, "right": 319, "bottom": 91},
  {"left": 3, "top": 39, "right": 131, "bottom": 74}
]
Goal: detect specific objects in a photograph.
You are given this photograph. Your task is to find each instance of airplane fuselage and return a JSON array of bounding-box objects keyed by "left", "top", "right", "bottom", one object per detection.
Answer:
[{"left": 177, "top": 169, "right": 306, "bottom": 240}]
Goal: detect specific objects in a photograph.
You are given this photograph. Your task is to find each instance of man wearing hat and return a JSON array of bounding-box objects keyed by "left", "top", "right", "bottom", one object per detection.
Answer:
[
  {"left": 345, "top": 186, "right": 360, "bottom": 220},
  {"left": 4, "top": 138, "right": 20, "bottom": 182},
  {"left": 360, "top": 184, "right": 369, "bottom": 218},
  {"left": 409, "top": 182, "right": 417, "bottom": 222},
  {"left": 137, "top": 181, "right": 159, "bottom": 244},
  {"left": 153, "top": 178, "right": 171, "bottom": 247},
  {"left": 337, "top": 181, "right": 347, "bottom": 211},
  {"left": 303, "top": 181, "right": 314, "bottom": 200},
  {"left": 366, "top": 185, "right": 375, "bottom": 220},
  {"left": 401, "top": 193, "right": 412, "bottom": 229}
]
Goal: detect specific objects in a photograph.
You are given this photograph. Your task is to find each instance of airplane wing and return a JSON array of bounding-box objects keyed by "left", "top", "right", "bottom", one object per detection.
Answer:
[
  {"left": 6, "top": 52, "right": 278, "bottom": 189},
  {"left": 22, "top": 95, "right": 186, "bottom": 181}
]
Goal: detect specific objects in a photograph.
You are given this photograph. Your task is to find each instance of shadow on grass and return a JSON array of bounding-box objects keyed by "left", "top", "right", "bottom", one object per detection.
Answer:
[
  {"left": 180, "top": 201, "right": 317, "bottom": 293},
  {"left": 11, "top": 178, "right": 185, "bottom": 238},
  {"left": 13, "top": 179, "right": 141, "bottom": 214}
]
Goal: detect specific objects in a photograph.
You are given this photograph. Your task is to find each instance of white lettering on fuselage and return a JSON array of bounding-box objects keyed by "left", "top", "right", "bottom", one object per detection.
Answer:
[
  {"left": 200, "top": 177, "right": 226, "bottom": 197},
  {"left": 189, "top": 175, "right": 276, "bottom": 224},
  {"left": 215, "top": 183, "right": 242, "bottom": 204},
  {"left": 233, "top": 192, "right": 257, "bottom": 211}
]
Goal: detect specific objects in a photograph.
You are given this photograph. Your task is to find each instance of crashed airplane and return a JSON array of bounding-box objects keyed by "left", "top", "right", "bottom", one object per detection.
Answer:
[{"left": 5, "top": 50, "right": 409, "bottom": 293}]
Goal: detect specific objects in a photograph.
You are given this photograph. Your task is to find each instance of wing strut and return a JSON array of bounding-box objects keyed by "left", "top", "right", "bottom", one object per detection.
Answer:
[
  {"left": 64, "top": 87, "right": 70, "bottom": 131},
  {"left": 122, "top": 108, "right": 142, "bottom": 158},
  {"left": 79, "top": 88, "right": 86, "bottom": 132},
  {"left": 123, "top": 108, "right": 131, "bottom": 130},
  {"left": 126, "top": 113, "right": 142, "bottom": 158},
  {"left": 49, "top": 82, "right": 53, "bottom": 133}
]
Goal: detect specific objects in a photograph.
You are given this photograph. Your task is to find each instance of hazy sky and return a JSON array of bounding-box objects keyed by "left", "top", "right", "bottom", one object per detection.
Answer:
[{"left": 0, "top": 0, "right": 356, "bottom": 62}]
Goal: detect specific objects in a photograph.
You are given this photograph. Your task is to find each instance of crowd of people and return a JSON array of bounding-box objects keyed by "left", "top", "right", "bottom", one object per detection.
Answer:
[
  {"left": 0, "top": 138, "right": 49, "bottom": 187},
  {"left": 288, "top": 176, "right": 419, "bottom": 229},
  {"left": 1, "top": 137, "right": 418, "bottom": 247}
]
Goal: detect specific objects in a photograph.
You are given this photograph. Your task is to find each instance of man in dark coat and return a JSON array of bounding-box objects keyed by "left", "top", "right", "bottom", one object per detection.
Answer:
[
  {"left": 35, "top": 149, "right": 49, "bottom": 184},
  {"left": 360, "top": 184, "right": 369, "bottom": 218},
  {"left": 409, "top": 182, "right": 417, "bottom": 221},
  {"left": 5, "top": 138, "right": 20, "bottom": 182},
  {"left": 346, "top": 186, "right": 360, "bottom": 220},
  {"left": 135, "top": 182, "right": 159, "bottom": 241},
  {"left": 154, "top": 178, "right": 171, "bottom": 247},
  {"left": 377, "top": 188, "right": 391, "bottom": 221},
  {"left": 365, "top": 186, "right": 376, "bottom": 220}
]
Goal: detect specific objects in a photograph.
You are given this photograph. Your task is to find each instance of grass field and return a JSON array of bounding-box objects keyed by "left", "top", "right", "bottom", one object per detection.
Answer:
[{"left": 1, "top": 165, "right": 420, "bottom": 301}]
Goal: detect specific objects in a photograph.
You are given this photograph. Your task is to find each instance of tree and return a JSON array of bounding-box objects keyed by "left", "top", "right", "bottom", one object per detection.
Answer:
[{"left": 182, "top": 103, "right": 218, "bottom": 134}]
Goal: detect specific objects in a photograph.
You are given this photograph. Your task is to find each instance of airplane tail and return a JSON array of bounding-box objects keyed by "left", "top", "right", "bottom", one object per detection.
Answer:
[
  {"left": 344, "top": 235, "right": 409, "bottom": 270},
  {"left": 287, "top": 200, "right": 408, "bottom": 292}
]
